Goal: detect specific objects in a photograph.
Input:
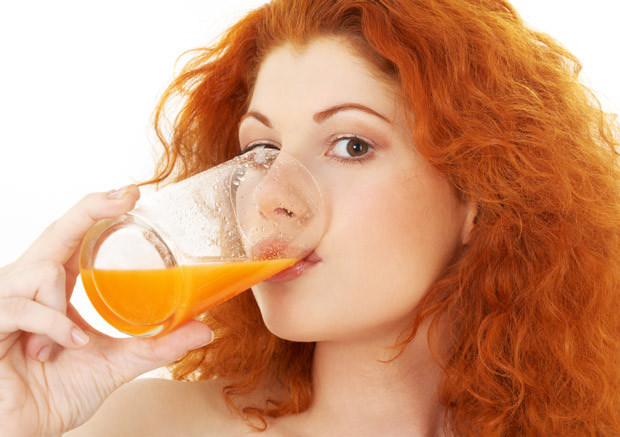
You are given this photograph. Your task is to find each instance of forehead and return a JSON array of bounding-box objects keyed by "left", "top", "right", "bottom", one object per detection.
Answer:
[{"left": 249, "top": 37, "right": 399, "bottom": 116}]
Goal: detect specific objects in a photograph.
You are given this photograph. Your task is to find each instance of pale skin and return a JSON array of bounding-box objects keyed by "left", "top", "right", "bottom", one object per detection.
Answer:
[{"left": 1, "top": 37, "right": 474, "bottom": 437}]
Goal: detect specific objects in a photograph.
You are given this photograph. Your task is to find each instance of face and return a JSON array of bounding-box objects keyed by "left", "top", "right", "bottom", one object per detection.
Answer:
[{"left": 238, "top": 37, "right": 474, "bottom": 344}]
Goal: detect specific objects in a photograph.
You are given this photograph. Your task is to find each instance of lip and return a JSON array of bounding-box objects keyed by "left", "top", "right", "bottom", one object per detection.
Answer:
[
  {"left": 265, "top": 251, "right": 321, "bottom": 283},
  {"left": 251, "top": 237, "right": 313, "bottom": 260}
]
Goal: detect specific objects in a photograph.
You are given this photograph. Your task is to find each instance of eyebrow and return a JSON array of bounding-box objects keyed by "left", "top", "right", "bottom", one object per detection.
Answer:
[
  {"left": 240, "top": 111, "right": 273, "bottom": 128},
  {"left": 313, "top": 103, "right": 391, "bottom": 124},
  {"left": 239, "top": 102, "right": 391, "bottom": 128}
]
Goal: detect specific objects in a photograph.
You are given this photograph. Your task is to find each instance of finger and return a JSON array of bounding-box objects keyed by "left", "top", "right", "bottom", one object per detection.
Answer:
[
  {"left": 23, "top": 185, "right": 140, "bottom": 265},
  {"left": 103, "top": 321, "right": 213, "bottom": 382},
  {"left": 25, "top": 334, "right": 53, "bottom": 361},
  {"left": 0, "top": 297, "right": 89, "bottom": 353},
  {"left": 64, "top": 250, "right": 81, "bottom": 301},
  {"left": 25, "top": 259, "right": 70, "bottom": 358},
  {"left": 34, "top": 259, "right": 68, "bottom": 315},
  {"left": 26, "top": 299, "right": 107, "bottom": 360},
  {"left": 25, "top": 303, "right": 107, "bottom": 360},
  {"left": 16, "top": 260, "right": 69, "bottom": 359},
  {"left": 1, "top": 258, "right": 67, "bottom": 303}
]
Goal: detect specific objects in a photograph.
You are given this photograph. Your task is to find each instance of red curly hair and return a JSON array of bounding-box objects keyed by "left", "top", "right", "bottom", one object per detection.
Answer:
[{"left": 151, "top": 0, "right": 620, "bottom": 435}]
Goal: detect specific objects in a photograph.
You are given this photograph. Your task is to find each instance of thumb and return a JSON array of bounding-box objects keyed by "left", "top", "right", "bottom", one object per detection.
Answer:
[{"left": 110, "top": 321, "right": 213, "bottom": 382}]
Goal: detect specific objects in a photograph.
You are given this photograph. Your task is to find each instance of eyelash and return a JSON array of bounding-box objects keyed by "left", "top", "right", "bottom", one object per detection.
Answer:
[
  {"left": 325, "top": 134, "right": 375, "bottom": 166},
  {"left": 238, "top": 135, "right": 376, "bottom": 165},
  {"left": 237, "top": 142, "right": 280, "bottom": 156}
]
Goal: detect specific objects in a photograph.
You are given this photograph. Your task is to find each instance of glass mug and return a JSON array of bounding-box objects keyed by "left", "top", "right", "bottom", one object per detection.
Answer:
[{"left": 79, "top": 148, "right": 325, "bottom": 337}]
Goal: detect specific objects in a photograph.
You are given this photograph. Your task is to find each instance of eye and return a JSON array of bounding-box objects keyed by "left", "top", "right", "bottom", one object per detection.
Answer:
[
  {"left": 328, "top": 136, "right": 373, "bottom": 161},
  {"left": 238, "top": 142, "right": 280, "bottom": 156}
]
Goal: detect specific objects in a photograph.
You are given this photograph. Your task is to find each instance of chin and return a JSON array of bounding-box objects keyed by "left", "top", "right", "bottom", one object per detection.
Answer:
[
  {"left": 252, "top": 292, "right": 326, "bottom": 343},
  {"left": 264, "top": 323, "right": 321, "bottom": 343},
  {"left": 252, "top": 266, "right": 327, "bottom": 340},
  {"left": 254, "top": 294, "right": 319, "bottom": 342}
]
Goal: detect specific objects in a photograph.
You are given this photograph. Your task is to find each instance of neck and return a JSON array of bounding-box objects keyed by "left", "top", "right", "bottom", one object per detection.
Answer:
[{"left": 301, "top": 322, "right": 448, "bottom": 437}]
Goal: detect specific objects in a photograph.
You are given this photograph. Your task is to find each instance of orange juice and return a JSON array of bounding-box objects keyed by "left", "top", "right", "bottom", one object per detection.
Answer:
[{"left": 80, "top": 258, "right": 296, "bottom": 336}]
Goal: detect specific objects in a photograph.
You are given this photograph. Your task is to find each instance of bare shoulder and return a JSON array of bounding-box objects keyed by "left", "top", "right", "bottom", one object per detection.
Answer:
[{"left": 65, "top": 377, "right": 255, "bottom": 437}]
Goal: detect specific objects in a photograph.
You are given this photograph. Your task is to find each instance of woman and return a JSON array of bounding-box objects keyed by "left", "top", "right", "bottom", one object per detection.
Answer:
[{"left": 2, "top": 0, "right": 620, "bottom": 435}]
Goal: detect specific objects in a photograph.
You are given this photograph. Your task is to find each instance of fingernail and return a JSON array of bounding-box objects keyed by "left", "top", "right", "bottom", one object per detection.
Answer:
[
  {"left": 106, "top": 185, "right": 131, "bottom": 200},
  {"left": 38, "top": 345, "right": 52, "bottom": 362},
  {"left": 194, "top": 332, "right": 214, "bottom": 349},
  {"left": 72, "top": 328, "right": 90, "bottom": 346}
]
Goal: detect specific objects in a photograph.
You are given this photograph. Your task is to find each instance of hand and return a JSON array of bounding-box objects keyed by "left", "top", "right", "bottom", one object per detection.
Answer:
[{"left": 0, "top": 186, "right": 213, "bottom": 437}]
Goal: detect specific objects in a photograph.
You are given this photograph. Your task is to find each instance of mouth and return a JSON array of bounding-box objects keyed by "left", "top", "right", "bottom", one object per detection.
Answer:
[{"left": 264, "top": 250, "right": 321, "bottom": 283}]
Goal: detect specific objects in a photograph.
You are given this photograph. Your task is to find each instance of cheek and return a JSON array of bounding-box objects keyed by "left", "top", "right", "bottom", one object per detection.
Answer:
[
  {"left": 320, "top": 182, "right": 415, "bottom": 305},
  {"left": 326, "top": 175, "right": 427, "bottom": 259},
  {"left": 326, "top": 171, "right": 464, "bottom": 297},
  {"left": 253, "top": 166, "right": 466, "bottom": 342}
]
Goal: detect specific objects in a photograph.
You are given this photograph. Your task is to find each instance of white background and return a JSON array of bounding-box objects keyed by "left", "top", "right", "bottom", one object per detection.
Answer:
[{"left": 1, "top": 1, "right": 619, "bottom": 336}]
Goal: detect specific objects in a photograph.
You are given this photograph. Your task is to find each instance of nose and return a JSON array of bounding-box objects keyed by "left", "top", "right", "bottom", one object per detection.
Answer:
[
  {"left": 253, "top": 157, "right": 313, "bottom": 224},
  {"left": 233, "top": 149, "right": 325, "bottom": 259}
]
